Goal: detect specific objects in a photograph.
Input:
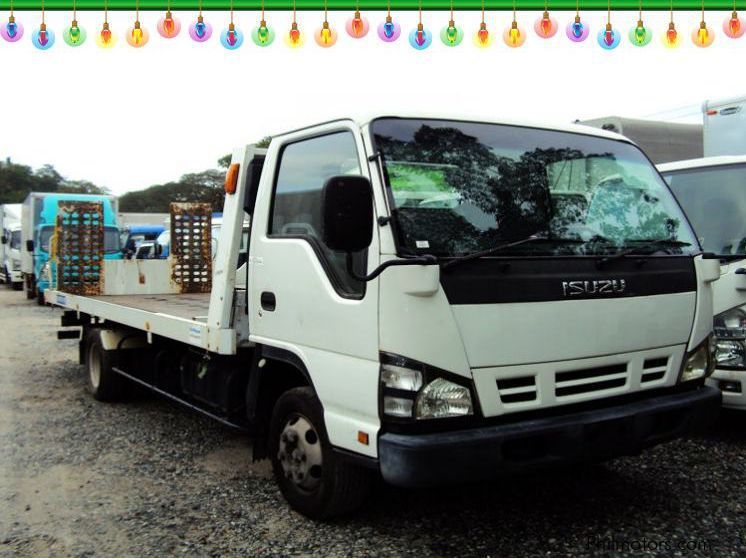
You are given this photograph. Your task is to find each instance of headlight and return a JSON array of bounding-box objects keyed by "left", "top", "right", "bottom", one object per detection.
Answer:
[
  {"left": 680, "top": 335, "right": 715, "bottom": 382},
  {"left": 416, "top": 378, "right": 473, "bottom": 419},
  {"left": 379, "top": 354, "right": 475, "bottom": 421},
  {"left": 40, "top": 262, "right": 50, "bottom": 282},
  {"left": 714, "top": 307, "right": 746, "bottom": 370}
]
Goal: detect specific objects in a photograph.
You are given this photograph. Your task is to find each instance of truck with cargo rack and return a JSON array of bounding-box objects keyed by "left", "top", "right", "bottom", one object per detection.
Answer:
[{"left": 47, "top": 114, "right": 736, "bottom": 519}]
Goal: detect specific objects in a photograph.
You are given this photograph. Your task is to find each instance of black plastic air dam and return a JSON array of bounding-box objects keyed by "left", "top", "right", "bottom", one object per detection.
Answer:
[{"left": 378, "top": 385, "right": 720, "bottom": 488}]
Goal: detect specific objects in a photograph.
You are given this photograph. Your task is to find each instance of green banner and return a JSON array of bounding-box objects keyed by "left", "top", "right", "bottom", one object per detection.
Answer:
[{"left": 0, "top": 1, "right": 738, "bottom": 10}]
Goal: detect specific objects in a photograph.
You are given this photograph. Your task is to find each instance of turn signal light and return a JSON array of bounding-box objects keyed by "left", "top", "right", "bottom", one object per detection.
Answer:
[{"left": 224, "top": 163, "right": 239, "bottom": 195}]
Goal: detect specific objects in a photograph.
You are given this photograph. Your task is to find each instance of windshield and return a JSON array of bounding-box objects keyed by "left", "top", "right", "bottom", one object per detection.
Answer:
[
  {"left": 10, "top": 230, "right": 20, "bottom": 250},
  {"left": 39, "top": 226, "right": 122, "bottom": 254},
  {"left": 371, "top": 119, "right": 698, "bottom": 257},
  {"left": 663, "top": 164, "right": 746, "bottom": 255}
]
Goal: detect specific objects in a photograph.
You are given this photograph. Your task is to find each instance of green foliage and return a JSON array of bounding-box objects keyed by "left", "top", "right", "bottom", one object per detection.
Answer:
[
  {"left": 119, "top": 169, "right": 226, "bottom": 213},
  {"left": 0, "top": 158, "right": 109, "bottom": 203}
]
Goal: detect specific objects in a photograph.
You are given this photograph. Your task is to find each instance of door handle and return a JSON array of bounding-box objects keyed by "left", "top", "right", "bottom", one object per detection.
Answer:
[{"left": 260, "top": 291, "right": 276, "bottom": 311}]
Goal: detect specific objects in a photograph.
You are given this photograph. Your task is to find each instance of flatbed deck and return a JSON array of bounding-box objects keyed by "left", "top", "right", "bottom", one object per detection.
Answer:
[
  {"left": 88, "top": 293, "right": 210, "bottom": 322},
  {"left": 47, "top": 289, "right": 238, "bottom": 355}
]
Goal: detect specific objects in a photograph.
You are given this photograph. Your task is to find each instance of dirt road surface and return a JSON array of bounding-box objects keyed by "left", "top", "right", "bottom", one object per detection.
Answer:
[{"left": 2, "top": 288, "right": 746, "bottom": 556}]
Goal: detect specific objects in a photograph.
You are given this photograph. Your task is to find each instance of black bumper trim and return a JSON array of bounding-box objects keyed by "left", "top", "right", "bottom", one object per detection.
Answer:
[{"left": 379, "top": 385, "right": 721, "bottom": 488}]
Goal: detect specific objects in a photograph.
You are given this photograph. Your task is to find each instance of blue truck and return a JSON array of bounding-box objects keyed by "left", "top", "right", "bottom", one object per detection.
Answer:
[{"left": 21, "top": 193, "right": 122, "bottom": 304}]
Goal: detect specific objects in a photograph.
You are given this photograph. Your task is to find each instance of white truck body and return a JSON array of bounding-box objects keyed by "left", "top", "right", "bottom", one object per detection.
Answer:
[
  {"left": 659, "top": 156, "right": 746, "bottom": 410},
  {"left": 703, "top": 96, "right": 746, "bottom": 157},
  {"left": 118, "top": 212, "right": 169, "bottom": 227},
  {"left": 0, "top": 204, "right": 22, "bottom": 285},
  {"left": 46, "top": 114, "right": 732, "bottom": 518}
]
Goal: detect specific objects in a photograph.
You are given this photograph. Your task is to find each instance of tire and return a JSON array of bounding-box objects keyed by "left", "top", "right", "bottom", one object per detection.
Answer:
[
  {"left": 36, "top": 289, "right": 45, "bottom": 306},
  {"left": 85, "top": 330, "right": 126, "bottom": 402},
  {"left": 269, "top": 386, "right": 373, "bottom": 520},
  {"left": 12, "top": 282, "right": 22, "bottom": 291},
  {"left": 25, "top": 279, "right": 34, "bottom": 300}
]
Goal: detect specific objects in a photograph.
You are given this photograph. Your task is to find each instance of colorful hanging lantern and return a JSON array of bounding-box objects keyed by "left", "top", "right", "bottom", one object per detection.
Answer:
[
  {"left": 439, "top": 2, "right": 463, "bottom": 46},
  {"left": 662, "top": 21, "right": 678, "bottom": 47},
  {"left": 629, "top": 20, "right": 651, "bottom": 45},
  {"left": 157, "top": 8, "right": 181, "bottom": 38},
  {"left": 189, "top": 0, "right": 213, "bottom": 42},
  {"left": 597, "top": 23, "right": 620, "bottom": 49},
  {"left": 189, "top": 15, "right": 212, "bottom": 41},
  {"left": 126, "top": 0, "right": 149, "bottom": 48},
  {"left": 285, "top": 21, "right": 303, "bottom": 47},
  {"left": 534, "top": 8, "right": 558, "bottom": 38},
  {"left": 378, "top": 17, "right": 400, "bottom": 42},
  {"left": 221, "top": 23, "right": 244, "bottom": 48},
  {"left": 503, "top": 10, "right": 526, "bottom": 48},
  {"left": 62, "top": 0, "right": 86, "bottom": 47},
  {"left": 724, "top": 6, "right": 744, "bottom": 38},
  {"left": 692, "top": 20, "right": 714, "bottom": 46},
  {"left": 251, "top": 0, "right": 275, "bottom": 45},
  {"left": 346, "top": 7, "right": 369, "bottom": 38},
  {"left": 314, "top": 0, "right": 337, "bottom": 47},
  {"left": 220, "top": 0, "right": 243, "bottom": 49},
  {"left": 32, "top": 22, "right": 54, "bottom": 49},
  {"left": 63, "top": 20, "right": 86, "bottom": 46},
  {"left": 409, "top": 3, "right": 432, "bottom": 51},
  {"left": 1, "top": 1, "right": 23, "bottom": 42},
  {"left": 566, "top": 16, "right": 588, "bottom": 41},
  {"left": 126, "top": 20, "right": 149, "bottom": 47},
  {"left": 95, "top": 20, "right": 116, "bottom": 47}
]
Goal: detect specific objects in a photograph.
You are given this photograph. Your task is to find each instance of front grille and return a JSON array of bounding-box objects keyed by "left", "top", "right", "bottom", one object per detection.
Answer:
[
  {"left": 497, "top": 375, "right": 537, "bottom": 404},
  {"left": 555, "top": 363, "right": 628, "bottom": 397},
  {"left": 641, "top": 357, "right": 668, "bottom": 384}
]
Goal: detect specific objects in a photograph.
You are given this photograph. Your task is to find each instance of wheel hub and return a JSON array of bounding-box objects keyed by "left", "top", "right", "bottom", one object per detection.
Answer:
[{"left": 278, "top": 414, "right": 323, "bottom": 491}]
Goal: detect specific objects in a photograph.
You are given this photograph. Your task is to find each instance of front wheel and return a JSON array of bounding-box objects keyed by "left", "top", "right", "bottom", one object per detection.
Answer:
[
  {"left": 268, "top": 387, "right": 373, "bottom": 520},
  {"left": 36, "top": 289, "right": 45, "bottom": 306},
  {"left": 12, "top": 282, "right": 22, "bottom": 291}
]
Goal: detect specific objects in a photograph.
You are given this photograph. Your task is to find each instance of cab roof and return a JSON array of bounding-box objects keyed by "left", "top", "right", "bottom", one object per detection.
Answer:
[
  {"left": 657, "top": 155, "right": 746, "bottom": 173},
  {"left": 269, "top": 113, "right": 634, "bottom": 145}
]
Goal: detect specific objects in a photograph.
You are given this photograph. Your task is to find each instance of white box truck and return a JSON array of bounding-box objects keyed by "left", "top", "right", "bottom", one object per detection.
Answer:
[
  {"left": 703, "top": 96, "right": 746, "bottom": 157},
  {"left": 659, "top": 156, "right": 746, "bottom": 410},
  {"left": 47, "top": 114, "right": 732, "bottom": 519},
  {"left": 0, "top": 203, "right": 22, "bottom": 289}
]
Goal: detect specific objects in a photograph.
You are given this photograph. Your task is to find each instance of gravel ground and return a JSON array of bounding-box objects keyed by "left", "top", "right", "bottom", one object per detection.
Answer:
[{"left": 2, "top": 289, "right": 746, "bottom": 557}]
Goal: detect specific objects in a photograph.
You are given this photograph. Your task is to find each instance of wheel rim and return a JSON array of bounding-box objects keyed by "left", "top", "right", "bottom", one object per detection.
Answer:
[
  {"left": 277, "top": 414, "right": 323, "bottom": 492},
  {"left": 88, "top": 343, "right": 102, "bottom": 390}
]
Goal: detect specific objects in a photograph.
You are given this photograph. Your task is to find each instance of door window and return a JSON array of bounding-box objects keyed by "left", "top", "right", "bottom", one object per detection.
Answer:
[{"left": 270, "top": 132, "right": 367, "bottom": 297}]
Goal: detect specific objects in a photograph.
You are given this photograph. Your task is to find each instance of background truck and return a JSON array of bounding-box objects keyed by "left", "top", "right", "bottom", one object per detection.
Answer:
[
  {"left": 22, "top": 193, "right": 121, "bottom": 304},
  {"left": 0, "top": 203, "right": 23, "bottom": 289},
  {"left": 47, "top": 114, "right": 731, "bottom": 519},
  {"left": 703, "top": 96, "right": 746, "bottom": 157},
  {"left": 659, "top": 156, "right": 746, "bottom": 410}
]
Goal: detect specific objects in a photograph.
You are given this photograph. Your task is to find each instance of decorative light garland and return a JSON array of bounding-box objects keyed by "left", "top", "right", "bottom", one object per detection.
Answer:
[{"left": 1, "top": 2, "right": 743, "bottom": 50}]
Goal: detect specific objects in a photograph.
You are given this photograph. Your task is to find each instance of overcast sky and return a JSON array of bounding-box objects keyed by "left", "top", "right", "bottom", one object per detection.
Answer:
[{"left": 2, "top": 9, "right": 743, "bottom": 194}]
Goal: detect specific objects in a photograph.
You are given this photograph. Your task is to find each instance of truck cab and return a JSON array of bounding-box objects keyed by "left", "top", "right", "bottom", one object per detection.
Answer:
[
  {"left": 659, "top": 156, "right": 746, "bottom": 409},
  {"left": 49, "top": 114, "right": 738, "bottom": 519},
  {"left": 24, "top": 193, "right": 121, "bottom": 304},
  {"left": 1, "top": 224, "right": 23, "bottom": 290},
  {"left": 120, "top": 224, "right": 165, "bottom": 259}
]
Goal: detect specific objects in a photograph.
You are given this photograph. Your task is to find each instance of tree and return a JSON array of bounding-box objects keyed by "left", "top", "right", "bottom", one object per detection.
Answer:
[{"left": 0, "top": 158, "right": 108, "bottom": 203}]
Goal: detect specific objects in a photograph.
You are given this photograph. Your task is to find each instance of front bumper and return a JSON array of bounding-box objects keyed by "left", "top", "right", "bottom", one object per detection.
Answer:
[
  {"left": 379, "top": 385, "right": 720, "bottom": 487},
  {"left": 707, "top": 369, "right": 746, "bottom": 409}
]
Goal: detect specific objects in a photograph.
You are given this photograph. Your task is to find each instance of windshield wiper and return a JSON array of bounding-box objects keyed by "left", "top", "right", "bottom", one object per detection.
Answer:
[
  {"left": 442, "top": 234, "right": 587, "bottom": 271},
  {"left": 598, "top": 239, "right": 692, "bottom": 267}
]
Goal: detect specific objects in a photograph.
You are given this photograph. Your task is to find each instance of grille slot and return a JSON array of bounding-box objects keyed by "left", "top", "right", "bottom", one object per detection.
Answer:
[
  {"left": 641, "top": 356, "right": 668, "bottom": 384},
  {"left": 497, "top": 375, "right": 537, "bottom": 404},
  {"left": 555, "top": 363, "right": 628, "bottom": 397}
]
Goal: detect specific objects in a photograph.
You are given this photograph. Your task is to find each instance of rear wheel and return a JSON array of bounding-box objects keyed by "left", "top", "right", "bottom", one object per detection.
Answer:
[
  {"left": 25, "top": 277, "right": 34, "bottom": 300},
  {"left": 86, "top": 330, "right": 126, "bottom": 401},
  {"left": 12, "top": 282, "right": 22, "bottom": 291},
  {"left": 36, "top": 289, "right": 45, "bottom": 306},
  {"left": 269, "top": 386, "right": 372, "bottom": 520}
]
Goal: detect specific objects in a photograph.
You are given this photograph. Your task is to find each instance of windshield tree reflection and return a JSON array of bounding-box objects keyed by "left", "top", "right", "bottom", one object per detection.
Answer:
[{"left": 371, "top": 119, "right": 697, "bottom": 257}]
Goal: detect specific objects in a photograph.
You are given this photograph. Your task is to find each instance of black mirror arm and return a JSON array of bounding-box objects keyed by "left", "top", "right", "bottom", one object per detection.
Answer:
[{"left": 346, "top": 253, "right": 438, "bottom": 282}]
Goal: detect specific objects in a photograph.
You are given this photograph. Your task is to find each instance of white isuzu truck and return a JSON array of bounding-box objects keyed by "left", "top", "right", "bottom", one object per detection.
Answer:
[
  {"left": 46, "top": 114, "right": 732, "bottom": 519},
  {"left": 660, "top": 156, "right": 746, "bottom": 410}
]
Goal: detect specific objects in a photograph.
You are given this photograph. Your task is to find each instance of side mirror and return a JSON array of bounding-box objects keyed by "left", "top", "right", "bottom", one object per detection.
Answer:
[
  {"left": 26, "top": 240, "right": 34, "bottom": 252},
  {"left": 1, "top": 235, "right": 6, "bottom": 245},
  {"left": 154, "top": 243, "right": 163, "bottom": 257},
  {"left": 321, "top": 175, "right": 373, "bottom": 253}
]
